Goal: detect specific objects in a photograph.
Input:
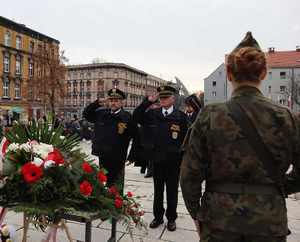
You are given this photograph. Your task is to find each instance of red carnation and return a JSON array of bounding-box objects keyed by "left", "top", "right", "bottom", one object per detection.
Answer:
[
  {"left": 45, "top": 148, "right": 64, "bottom": 165},
  {"left": 21, "top": 163, "right": 43, "bottom": 183},
  {"left": 80, "top": 180, "right": 93, "bottom": 196},
  {"left": 114, "top": 198, "right": 123, "bottom": 208},
  {"left": 127, "top": 192, "right": 133, "bottom": 198},
  {"left": 97, "top": 171, "right": 107, "bottom": 183},
  {"left": 108, "top": 186, "right": 119, "bottom": 196},
  {"left": 82, "top": 161, "right": 93, "bottom": 173}
]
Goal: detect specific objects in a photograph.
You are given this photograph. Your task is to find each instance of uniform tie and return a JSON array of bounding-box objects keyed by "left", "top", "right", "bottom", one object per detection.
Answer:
[{"left": 164, "top": 111, "right": 168, "bottom": 117}]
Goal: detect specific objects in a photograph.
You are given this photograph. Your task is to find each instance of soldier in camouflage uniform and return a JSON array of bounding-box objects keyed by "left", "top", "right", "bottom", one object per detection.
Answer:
[{"left": 180, "top": 32, "right": 300, "bottom": 242}]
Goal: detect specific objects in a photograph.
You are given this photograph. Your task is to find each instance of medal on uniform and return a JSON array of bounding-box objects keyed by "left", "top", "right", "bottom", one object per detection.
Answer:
[
  {"left": 118, "top": 122, "right": 127, "bottom": 134},
  {"left": 172, "top": 131, "right": 178, "bottom": 139},
  {"left": 170, "top": 124, "right": 180, "bottom": 139}
]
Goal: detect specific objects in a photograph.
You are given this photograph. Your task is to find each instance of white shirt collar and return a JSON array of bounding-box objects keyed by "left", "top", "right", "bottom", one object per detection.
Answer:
[
  {"left": 162, "top": 106, "right": 174, "bottom": 116},
  {"left": 111, "top": 109, "right": 121, "bottom": 114}
]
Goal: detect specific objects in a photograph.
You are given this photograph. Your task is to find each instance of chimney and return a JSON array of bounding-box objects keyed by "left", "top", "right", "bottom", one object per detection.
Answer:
[
  {"left": 296, "top": 46, "right": 300, "bottom": 52},
  {"left": 268, "top": 47, "right": 275, "bottom": 53}
]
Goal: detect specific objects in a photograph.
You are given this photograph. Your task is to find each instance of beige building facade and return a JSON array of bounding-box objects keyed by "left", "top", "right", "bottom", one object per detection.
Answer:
[{"left": 64, "top": 63, "right": 167, "bottom": 117}]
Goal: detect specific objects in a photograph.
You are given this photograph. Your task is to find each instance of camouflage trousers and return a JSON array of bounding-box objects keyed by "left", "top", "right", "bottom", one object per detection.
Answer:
[{"left": 200, "top": 223, "right": 287, "bottom": 242}]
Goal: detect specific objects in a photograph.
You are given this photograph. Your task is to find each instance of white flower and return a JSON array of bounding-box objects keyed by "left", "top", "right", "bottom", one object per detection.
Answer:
[
  {"left": 59, "top": 136, "right": 65, "bottom": 140},
  {"left": 32, "top": 157, "right": 44, "bottom": 166},
  {"left": 19, "top": 143, "right": 31, "bottom": 152},
  {"left": 44, "top": 160, "right": 56, "bottom": 169},
  {"left": 7, "top": 143, "right": 20, "bottom": 152},
  {"left": 32, "top": 143, "right": 54, "bottom": 159},
  {"left": 28, "top": 140, "right": 38, "bottom": 146}
]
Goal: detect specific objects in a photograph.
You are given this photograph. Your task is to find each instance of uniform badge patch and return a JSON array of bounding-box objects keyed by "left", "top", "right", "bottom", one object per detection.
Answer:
[
  {"left": 172, "top": 131, "right": 178, "bottom": 139},
  {"left": 118, "top": 122, "right": 127, "bottom": 134}
]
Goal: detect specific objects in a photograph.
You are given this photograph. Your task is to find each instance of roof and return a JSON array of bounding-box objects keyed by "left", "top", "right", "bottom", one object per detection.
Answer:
[
  {"left": 204, "top": 63, "right": 225, "bottom": 80},
  {"left": 0, "top": 16, "right": 60, "bottom": 44},
  {"left": 266, "top": 50, "right": 300, "bottom": 68},
  {"left": 67, "top": 63, "right": 149, "bottom": 76}
]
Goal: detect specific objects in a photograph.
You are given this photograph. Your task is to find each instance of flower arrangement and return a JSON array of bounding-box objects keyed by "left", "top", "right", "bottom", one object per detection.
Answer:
[
  {"left": 0, "top": 224, "right": 15, "bottom": 242},
  {"left": 0, "top": 122, "right": 146, "bottom": 236}
]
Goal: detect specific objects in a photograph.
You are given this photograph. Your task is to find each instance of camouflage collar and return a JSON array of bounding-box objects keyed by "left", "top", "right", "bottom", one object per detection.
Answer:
[{"left": 231, "top": 85, "right": 263, "bottom": 98}]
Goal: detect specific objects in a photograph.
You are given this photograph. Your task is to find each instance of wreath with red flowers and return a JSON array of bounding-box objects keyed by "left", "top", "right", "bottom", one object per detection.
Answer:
[{"left": 0, "top": 121, "right": 146, "bottom": 235}]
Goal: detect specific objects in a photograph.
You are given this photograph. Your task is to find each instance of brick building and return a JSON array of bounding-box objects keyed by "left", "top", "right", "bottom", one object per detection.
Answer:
[{"left": 0, "top": 16, "right": 60, "bottom": 123}]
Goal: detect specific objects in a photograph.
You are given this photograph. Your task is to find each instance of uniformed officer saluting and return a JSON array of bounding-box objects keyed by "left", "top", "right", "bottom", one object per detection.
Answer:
[
  {"left": 133, "top": 85, "right": 188, "bottom": 231},
  {"left": 83, "top": 88, "right": 136, "bottom": 187}
]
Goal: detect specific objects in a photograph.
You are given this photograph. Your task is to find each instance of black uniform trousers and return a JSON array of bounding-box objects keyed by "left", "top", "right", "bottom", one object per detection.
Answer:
[
  {"left": 153, "top": 159, "right": 180, "bottom": 222},
  {"left": 99, "top": 157, "right": 125, "bottom": 192}
]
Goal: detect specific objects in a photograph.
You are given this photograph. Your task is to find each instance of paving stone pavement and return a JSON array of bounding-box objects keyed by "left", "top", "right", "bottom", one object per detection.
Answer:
[{"left": 2, "top": 141, "right": 300, "bottom": 242}]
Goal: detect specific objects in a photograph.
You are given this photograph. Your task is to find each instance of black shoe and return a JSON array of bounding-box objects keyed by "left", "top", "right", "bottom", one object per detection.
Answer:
[
  {"left": 144, "top": 173, "right": 153, "bottom": 178},
  {"left": 167, "top": 221, "right": 176, "bottom": 231},
  {"left": 149, "top": 219, "right": 164, "bottom": 229},
  {"left": 140, "top": 167, "right": 146, "bottom": 174}
]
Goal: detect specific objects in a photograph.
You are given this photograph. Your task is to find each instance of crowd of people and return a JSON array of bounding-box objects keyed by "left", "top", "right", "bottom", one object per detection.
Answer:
[
  {"left": 0, "top": 32, "right": 299, "bottom": 242},
  {"left": 82, "top": 32, "right": 300, "bottom": 242}
]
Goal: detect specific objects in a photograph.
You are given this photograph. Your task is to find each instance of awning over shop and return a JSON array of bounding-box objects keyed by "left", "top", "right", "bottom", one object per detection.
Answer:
[{"left": 11, "top": 107, "right": 23, "bottom": 113}]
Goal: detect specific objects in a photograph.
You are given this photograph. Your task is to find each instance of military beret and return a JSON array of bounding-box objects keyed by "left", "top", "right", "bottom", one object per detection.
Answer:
[
  {"left": 108, "top": 88, "right": 126, "bottom": 99},
  {"left": 157, "top": 85, "right": 177, "bottom": 97},
  {"left": 185, "top": 94, "right": 202, "bottom": 111},
  {"left": 231, "top": 32, "right": 262, "bottom": 53}
]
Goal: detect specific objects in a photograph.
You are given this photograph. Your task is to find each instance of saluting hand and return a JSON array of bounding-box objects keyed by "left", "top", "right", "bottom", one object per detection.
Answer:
[
  {"left": 98, "top": 98, "right": 107, "bottom": 107},
  {"left": 148, "top": 93, "right": 159, "bottom": 103}
]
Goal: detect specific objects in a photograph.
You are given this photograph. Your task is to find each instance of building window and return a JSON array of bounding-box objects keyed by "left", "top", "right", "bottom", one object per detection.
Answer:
[
  {"left": 3, "top": 77, "right": 10, "bottom": 98},
  {"left": 4, "top": 31, "right": 11, "bottom": 46},
  {"left": 112, "top": 79, "right": 119, "bottom": 88},
  {"left": 280, "top": 86, "right": 286, "bottom": 92},
  {"left": 29, "top": 61, "right": 34, "bottom": 77},
  {"left": 15, "top": 80, "right": 21, "bottom": 98},
  {"left": 280, "top": 72, "right": 286, "bottom": 79},
  {"left": 212, "top": 81, "right": 216, "bottom": 87},
  {"left": 212, "top": 91, "right": 217, "bottom": 97},
  {"left": 37, "top": 44, "right": 42, "bottom": 53},
  {"left": 268, "top": 72, "right": 272, "bottom": 80},
  {"left": 73, "top": 81, "right": 78, "bottom": 94},
  {"left": 3, "top": 53, "right": 10, "bottom": 73},
  {"left": 279, "top": 99, "right": 286, "bottom": 105},
  {"left": 16, "top": 36, "right": 22, "bottom": 49},
  {"left": 29, "top": 41, "right": 34, "bottom": 53},
  {"left": 16, "top": 56, "right": 21, "bottom": 75}
]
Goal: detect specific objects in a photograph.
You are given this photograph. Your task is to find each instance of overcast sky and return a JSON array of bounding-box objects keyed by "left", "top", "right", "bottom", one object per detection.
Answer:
[{"left": 3, "top": 0, "right": 300, "bottom": 92}]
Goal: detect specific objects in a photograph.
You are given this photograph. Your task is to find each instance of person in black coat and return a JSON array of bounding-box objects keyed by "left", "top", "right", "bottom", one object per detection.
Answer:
[
  {"left": 83, "top": 88, "right": 136, "bottom": 187},
  {"left": 184, "top": 94, "right": 202, "bottom": 126},
  {"left": 133, "top": 85, "right": 188, "bottom": 232},
  {"left": 129, "top": 102, "right": 161, "bottom": 177}
]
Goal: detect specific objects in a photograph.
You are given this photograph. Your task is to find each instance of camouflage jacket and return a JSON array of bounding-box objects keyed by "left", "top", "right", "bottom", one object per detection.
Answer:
[{"left": 180, "top": 86, "right": 300, "bottom": 236}]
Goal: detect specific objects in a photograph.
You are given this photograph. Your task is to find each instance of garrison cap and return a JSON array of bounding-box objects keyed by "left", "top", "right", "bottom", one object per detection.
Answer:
[
  {"left": 231, "top": 32, "right": 262, "bottom": 53},
  {"left": 157, "top": 85, "right": 177, "bottom": 98},
  {"left": 107, "top": 88, "right": 126, "bottom": 99},
  {"left": 185, "top": 94, "right": 202, "bottom": 111}
]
